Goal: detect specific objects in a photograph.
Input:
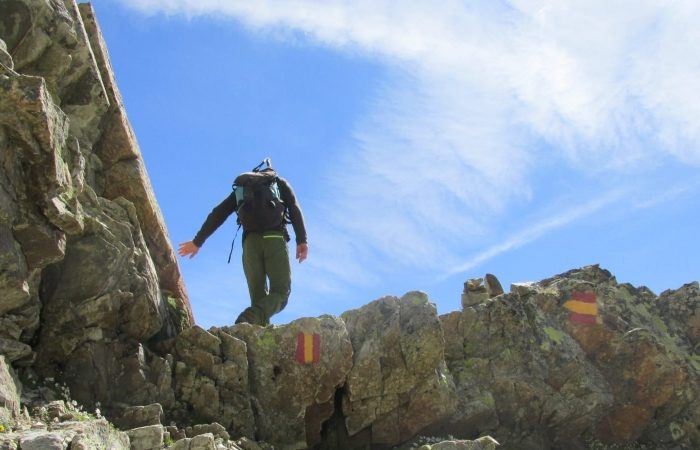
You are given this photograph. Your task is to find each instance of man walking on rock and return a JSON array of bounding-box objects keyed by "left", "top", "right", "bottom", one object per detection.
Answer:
[{"left": 178, "top": 160, "right": 308, "bottom": 326}]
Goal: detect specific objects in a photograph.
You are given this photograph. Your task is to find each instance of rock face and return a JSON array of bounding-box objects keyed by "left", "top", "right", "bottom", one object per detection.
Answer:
[
  {"left": 0, "top": 355, "right": 20, "bottom": 423},
  {"left": 340, "top": 293, "right": 457, "bottom": 446},
  {"left": 2, "top": 2, "right": 700, "bottom": 450},
  {"left": 438, "top": 266, "right": 700, "bottom": 450},
  {"left": 0, "top": 0, "right": 192, "bottom": 412},
  {"left": 224, "top": 317, "right": 353, "bottom": 449}
]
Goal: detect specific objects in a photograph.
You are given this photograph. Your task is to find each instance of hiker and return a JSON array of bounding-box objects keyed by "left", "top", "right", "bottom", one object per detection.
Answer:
[{"left": 178, "top": 159, "right": 308, "bottom": 326}]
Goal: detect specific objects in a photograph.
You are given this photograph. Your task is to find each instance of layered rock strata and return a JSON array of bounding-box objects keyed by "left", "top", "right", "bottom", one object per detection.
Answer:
[{"left": 0, "top": 0, "right": 191, "bottom": 413}]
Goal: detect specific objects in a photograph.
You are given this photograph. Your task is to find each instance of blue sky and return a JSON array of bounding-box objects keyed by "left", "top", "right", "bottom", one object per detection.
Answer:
[{"left": 92, "top": 0, "right": 700, "bottom": 329}]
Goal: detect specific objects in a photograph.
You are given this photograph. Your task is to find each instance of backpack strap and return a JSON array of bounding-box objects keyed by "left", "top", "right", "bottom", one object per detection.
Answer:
[
  {"left": 251, "top": 157, "right": 272, "bottom": 172},
  {"left": 227, "top": 223, "right": 242, "bottom": 264},
  {"left": 234, "top": 169, "right": 277, "bottom": 187}
]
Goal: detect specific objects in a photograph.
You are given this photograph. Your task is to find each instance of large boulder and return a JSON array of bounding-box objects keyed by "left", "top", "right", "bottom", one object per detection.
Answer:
[
  {"left": 224, "top": 316, "right": 354, "bottom": 449},
  {"left": 340, "top": 292, "right": 457, "bottom": 447},
  {"left": 127, "top": 425, "right": 163, "bottom": 450},
  {"left": 115, "top": 403, "right": 164, "bottom": 430},
  {"left": 439, "top": 266, "right": 699, "bottom": 450},
  {"left": 579, "top": 276, "right": 698, "bottom": 447},
  {"left": 171, "top": 326, "right": 255, "bottom": 439},
  {"left": 440, "top": 273, "right": 612, "bottom": 449}
]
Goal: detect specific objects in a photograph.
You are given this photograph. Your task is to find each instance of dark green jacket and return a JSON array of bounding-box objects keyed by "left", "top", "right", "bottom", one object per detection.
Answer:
[{"left": 193, "top": 177, "right": 307, "bottom": 248}]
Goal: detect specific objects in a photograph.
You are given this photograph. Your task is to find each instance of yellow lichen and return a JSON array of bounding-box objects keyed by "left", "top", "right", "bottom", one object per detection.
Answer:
[
  {"left": 258, "top": 331, "right": 277, "bottom": 351},
  {"left": 689, "top": 355, "right": 700, "bottom": 373},
  {"left": 544, "top": 326, "right": 564, "bottom": 345}
]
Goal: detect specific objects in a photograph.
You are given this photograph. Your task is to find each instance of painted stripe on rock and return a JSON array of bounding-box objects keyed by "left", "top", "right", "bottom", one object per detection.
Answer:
[
  {"left": 571, "top": 291, "right": 596, "bottom": 303},
  {"left": 564, "top": 300, "right": 598, "bottom": 315},
  {"left": 570, "top": 313, "right": 598, "bottom": 325},
  {"left": 565, "top": 291, "right": 598, "bottom": 325},
  {"left": 304, "top": 332, "right": 314, "bottom": 363},
  {"left": 296, "top": 332, "right": 321, "bottom": 364}
]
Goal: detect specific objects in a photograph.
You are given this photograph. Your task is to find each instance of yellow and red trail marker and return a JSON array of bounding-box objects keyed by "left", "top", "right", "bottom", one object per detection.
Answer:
[
  {"left": 564, "top": 291, "right": 598, "bottom": 324},
  {"left": 296, "top": 332, "right": 321, "bottom": 364}
]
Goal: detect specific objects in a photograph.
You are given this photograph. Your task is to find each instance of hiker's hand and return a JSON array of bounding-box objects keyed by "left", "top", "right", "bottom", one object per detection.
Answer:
[
  {"left": 296, "top": 243, "right": 308, "bottom": 263},
  {"left": 178, "top": 241, "right": 200, "bottom": 259}
]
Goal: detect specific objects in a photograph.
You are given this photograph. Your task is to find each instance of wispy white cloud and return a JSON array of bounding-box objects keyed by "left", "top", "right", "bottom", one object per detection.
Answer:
[
  {"left": 630, "top": 176, "right": 700, "bottom": 211},
  {"left": 445, "top": 188, "right": 627, "bottom": 277},
  {"left": 325, "top": 70, "right": 533, "bottom": 270},
  {"left": 118, "top": 0, "right": 700, "bottom": 287}
]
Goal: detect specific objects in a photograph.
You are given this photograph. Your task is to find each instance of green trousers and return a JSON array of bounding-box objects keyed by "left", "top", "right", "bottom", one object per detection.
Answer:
[{"left": 236, "top": 231, "right": 291, "bottom": 326}]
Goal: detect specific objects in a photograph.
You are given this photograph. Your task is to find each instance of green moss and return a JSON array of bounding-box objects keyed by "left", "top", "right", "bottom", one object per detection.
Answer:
[
  {"left": 166, "top": 296, "right": 191, "bottom": 332},
  {"left": 627, "top": 300, "right": 652, "bottom": 321},
  {"left": 463, "top": 358, "right": 477, "bottom": 369},
  {"left": 544, "top": 326, "right": 563, "bottom": 345},
  {"left": 669, "top": 422, "right": 684, "bottom": 441},
  {"left": 75, "top": 413, "right": 91, "bottom": 422},
  {"left": 688, "top": 355, "right": 700, "bottom": 373},
  {"left": 408, "top": 295, "right": 426, "bottom": 306},
  {"left": 499, "top": 348, "right": 514, "bottom": 361},
  {"left": 649, "top": 315, "right": 669, "bottom": 335},
  {"left": 617, "top": 289, "right": 688, "bottom": 362},
  {"left": 462, "top": 338, "right": 480, "bottom": 355},
  {"left": 257, "top": 331, "right": 277, "bottom": 352},
  {"left": 475, "top": 392, "right": 495, "bottom": 408}
]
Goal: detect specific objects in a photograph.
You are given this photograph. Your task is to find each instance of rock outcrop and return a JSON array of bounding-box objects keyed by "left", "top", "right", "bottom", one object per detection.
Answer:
[
  {"left": 1, "top": 1, "right": 699, "bottom": 450},
  {"left": 0, "top": 0, "right": 192, "bottom": 413},
  {"left": 439, "top": 267, "right": 695, "bottom": 449},
  {"left": 340, "top": 292, "right": 456, "bottom": 446},
  {"left": 0, "top": 356, "right": 20, "bottom": 424}
]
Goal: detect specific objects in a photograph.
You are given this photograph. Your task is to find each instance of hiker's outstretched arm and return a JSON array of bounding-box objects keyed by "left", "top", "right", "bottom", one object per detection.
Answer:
[{"left": 192, "top": 192, "right": 237, "bottom": 247}]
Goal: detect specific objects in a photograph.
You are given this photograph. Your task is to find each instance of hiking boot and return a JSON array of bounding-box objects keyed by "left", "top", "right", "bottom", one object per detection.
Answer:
[{"left": 235, "top": 307, "right": 264, "bottom": 325}]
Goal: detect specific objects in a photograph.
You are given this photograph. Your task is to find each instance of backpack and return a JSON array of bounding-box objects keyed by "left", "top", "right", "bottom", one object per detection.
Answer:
[{"left": 232, "top": 166, "right": 286, "bottom": 232}]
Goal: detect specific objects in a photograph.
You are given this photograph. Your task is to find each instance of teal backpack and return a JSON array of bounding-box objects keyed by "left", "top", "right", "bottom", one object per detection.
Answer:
[
  {"left": 227, "top": 158, "right": 286, "bottom": 263},
  {"left": 232, "top": 158, "right": 286, "bottom": 232}
]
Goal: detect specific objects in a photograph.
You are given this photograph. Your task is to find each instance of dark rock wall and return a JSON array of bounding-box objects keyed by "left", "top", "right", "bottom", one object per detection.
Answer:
[{"left": 0, "top": 0, "right": 191, "bottom": 409}]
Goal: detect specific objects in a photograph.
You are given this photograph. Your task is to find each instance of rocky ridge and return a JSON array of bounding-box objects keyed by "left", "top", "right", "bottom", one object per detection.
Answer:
[
  {"left": 1, "top": 1, "right": 699, "bottom": 450},
  {"left": 1, "top": 0, "right": 191, "bottom": 404}
]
